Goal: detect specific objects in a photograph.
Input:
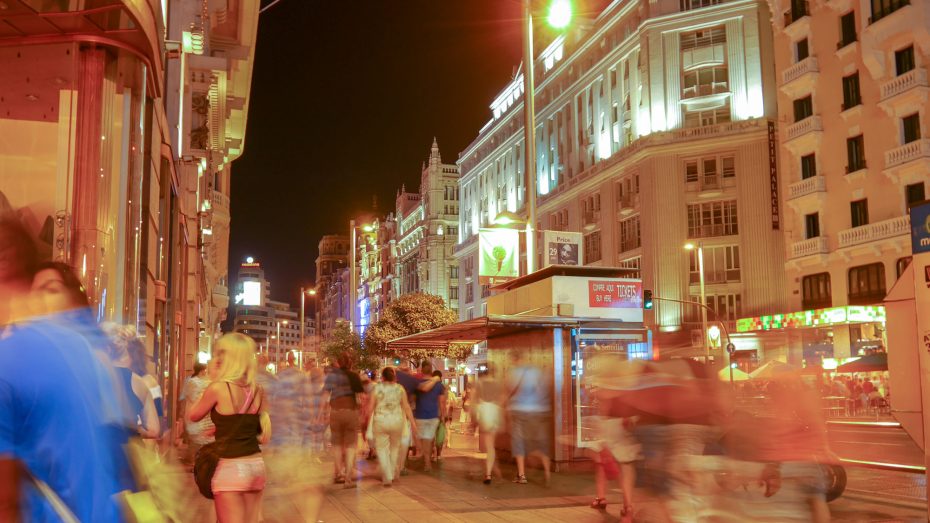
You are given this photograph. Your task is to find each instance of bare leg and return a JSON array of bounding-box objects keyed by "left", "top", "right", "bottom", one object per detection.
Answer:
[
  {"left": 515, "top": 455, "right": 526, "bottom": 477},
  {"left": 619, "top": 462, "right": 636, "bottom": 509},
  {"left": 345, "top": 440, "right": 358, "bottom": 484},
  {"left": 419, "top": 439, "right": 433, "bottom": 471},
  {"left": 594, "top": 455, "right": 607, "bottom": 499},
  {"left": 242, "top": 490, "right": 262, "bottom": 523},
  {"left": 214, "top": 492, "right": 245, "bottom": 523},
  {"left": 482, "top": 432, "right": 497, "bottom": 477}
]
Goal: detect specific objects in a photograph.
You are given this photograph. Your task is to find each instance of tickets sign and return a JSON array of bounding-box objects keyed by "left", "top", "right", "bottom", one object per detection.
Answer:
[{"left": 588, "top": 280, "right": 642, "bottom": 308}]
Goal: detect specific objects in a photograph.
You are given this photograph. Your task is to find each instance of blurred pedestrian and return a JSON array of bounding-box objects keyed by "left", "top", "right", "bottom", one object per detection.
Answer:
[
  {"left": 0, "top": 222, "right": 125, "bottom": 521},
  {"left": 105, "top": 324, "right": 161, "bottom": 439},
  {"left": 414, "top": 361, "right": 446, "bottom": 471},
  {"left": 188, "top": 333, "right": 270, "bottom": 523},
  {"left": 182, "top": 361, "right": 216, "bottom": 462},
  {"left": 475, "top": 366, "right": 504, "bottom": 484},
  {"left": 323, "top": 353, "right": 364, "bottom": 486},
  {"left": 589, "top": 389, "right": 639, "bottom": 521},
  {"left": 368, "top": 367, "right": 417, "bottom": 487},
  {"left": 308, "top": 367, "right": 330, "bottom": 454},
  {"left": 359, "top": 370, "right": 377, "bottom": 460},
  {"left": 506, "top": 352, "right": 552, "bottom": 485}
]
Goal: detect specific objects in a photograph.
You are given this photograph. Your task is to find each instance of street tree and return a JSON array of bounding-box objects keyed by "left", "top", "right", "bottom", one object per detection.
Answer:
[
  {"left": 321, "top": 322, "right": 379, "bottom": 371},
  {"left": 364, "top": 292, "right": 464, "bottom": 362}
]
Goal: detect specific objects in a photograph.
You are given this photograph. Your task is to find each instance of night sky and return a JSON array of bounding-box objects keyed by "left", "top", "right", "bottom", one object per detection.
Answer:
[{"left": 230, "top": 0, "right": 603, "bottom": 308}]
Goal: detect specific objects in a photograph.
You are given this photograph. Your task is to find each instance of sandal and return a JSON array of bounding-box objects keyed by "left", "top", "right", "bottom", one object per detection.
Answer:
[
  {"left": 513, "top": 475, "right": 528, "bottom": 484},
  {"left": 620, "top": 505, "right": 634, "bottom": 522},
  {"left": 590, "top": 498, "right": 607, "bottom": 510},
  {"left": 483, "top": 475, "right": 492, "bottom": 485}
]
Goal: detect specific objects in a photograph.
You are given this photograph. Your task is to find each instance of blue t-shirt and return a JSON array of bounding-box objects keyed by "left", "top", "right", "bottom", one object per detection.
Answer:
[
  {"left": 0, "top": 318, "right": 124, "bottom": 522},
  {"left": 414, "top": 382, "right": 445, "bottom": 420}
]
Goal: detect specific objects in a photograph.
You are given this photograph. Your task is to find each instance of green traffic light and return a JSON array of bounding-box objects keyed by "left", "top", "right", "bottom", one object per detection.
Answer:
[{"left": 547, "top": 0, "right": 572, "bottom": 29}]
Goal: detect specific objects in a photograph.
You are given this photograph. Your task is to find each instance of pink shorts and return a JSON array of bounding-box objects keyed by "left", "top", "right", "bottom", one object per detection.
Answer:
[{"left": 212, "top": 454, "right": 266, "bottom": 493}]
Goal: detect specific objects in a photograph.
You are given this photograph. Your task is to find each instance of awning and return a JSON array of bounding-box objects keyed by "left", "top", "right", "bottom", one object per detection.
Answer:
[
  {"left": 386, "top": 314, "right": 635, "bottom": 351},
  {"left": 836, "top": 352, "right": 888, "bottom": 373}
]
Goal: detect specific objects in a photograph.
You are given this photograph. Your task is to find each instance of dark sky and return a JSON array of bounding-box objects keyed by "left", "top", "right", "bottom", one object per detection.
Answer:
[{"left": 229, "top": 0, "right": 527, "bottom": 307}]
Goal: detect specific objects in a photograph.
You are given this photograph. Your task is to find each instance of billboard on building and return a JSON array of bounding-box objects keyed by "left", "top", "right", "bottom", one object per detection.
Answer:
[
  {"left": 479, "top": 228, "right": 519, "bottom": 284},
  {"left": 240, "top": 281, "right": 262, "bottom": 306},
  {"left": 544, "top": 231, "right": 583, "bottom": 267}
]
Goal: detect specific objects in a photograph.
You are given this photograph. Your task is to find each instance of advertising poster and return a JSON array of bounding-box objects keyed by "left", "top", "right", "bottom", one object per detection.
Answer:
[
  {"left": 479, "top": 228, "right": 519, "bottom": 284},
  {"left": 544, "top": 230, "right": 583, "bottom": 267},
  {"left": 587, "top": 280, "right": 643, "bottom": 308}
]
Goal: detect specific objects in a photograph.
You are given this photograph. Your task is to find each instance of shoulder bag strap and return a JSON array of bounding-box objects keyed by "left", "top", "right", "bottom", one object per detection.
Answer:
[{"left": 25, "top": 470, "right": 79, "bottom": 523}]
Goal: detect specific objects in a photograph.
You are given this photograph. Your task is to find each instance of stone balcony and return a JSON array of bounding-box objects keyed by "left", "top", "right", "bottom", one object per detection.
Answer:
[
  {"left": 883, "top": 139, "right": 930, "bottom": 185},
  {"left": 211, "top": 190, "right": 231, "bottom": 221},
  {"left": 617, "top": 193, "right": 640, "bottom": 216},
  {"left": 784, "top": 116, "right": 823, "bottom": 154},
  {"left": 790, "top": 236, "right": 830, "bottom": 259},
  {"left": 878, "top": 67, "right": 929, "bottom": 115},
  {"left": 781, "top": 57, "right": 819, "bottom": 97},
  {"left": 838, "top": 215, "right": 910, "bottom": 249},
  {"left": 787, "top": 175, "right": 826, "bottom": 200}
]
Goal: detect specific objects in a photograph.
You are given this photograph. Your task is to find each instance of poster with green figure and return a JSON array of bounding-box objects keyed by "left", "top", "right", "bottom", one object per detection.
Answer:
[{"left": 479, "top": 228, "right": 519, "bottom": 284}]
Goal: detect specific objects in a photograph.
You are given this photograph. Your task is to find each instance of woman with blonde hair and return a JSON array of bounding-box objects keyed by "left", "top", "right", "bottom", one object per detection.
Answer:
[{"left": 189, "top": 333, "right": 271, "bottom": 523}]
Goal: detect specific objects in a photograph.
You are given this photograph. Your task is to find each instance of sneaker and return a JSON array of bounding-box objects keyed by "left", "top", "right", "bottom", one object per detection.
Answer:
[{"left": 513, "top": 475, "right": 528, "bottom": 484}]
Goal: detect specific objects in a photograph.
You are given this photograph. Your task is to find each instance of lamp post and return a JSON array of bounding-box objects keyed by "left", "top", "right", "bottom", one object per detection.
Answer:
[
  {"left": 684, "top": 241, "right": 709, "bottom": 362},
  {"left": 300, "top": 287, "right": 316, "bottom": 367},
  {"left": 521, "top": 0, "right": 571, "bottom": 275}
]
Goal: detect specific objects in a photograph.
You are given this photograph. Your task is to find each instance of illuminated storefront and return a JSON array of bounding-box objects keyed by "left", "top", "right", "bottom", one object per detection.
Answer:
[{"left": 736, "top": 305, "right": 887, "bottom": 366}]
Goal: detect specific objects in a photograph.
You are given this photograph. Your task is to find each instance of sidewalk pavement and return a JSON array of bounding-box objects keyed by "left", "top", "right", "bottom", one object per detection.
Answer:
[{"left": 249, "top": 431, "right": 928, "bottom": 523}]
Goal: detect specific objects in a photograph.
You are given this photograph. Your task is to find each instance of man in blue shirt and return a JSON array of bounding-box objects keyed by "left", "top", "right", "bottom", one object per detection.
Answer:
[
  {"left": 413, "top": 361, "right": 446, "bottom": 471},
  {"left": 323, "top": 353, "right": 364, "bottom": 486},
  {"left": 0, "top": 318, "right": 124, "bottom": 522}
]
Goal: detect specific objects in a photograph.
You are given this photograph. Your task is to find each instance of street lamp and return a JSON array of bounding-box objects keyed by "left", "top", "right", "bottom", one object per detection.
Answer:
[
  {"left": 684, "top": 241, "right": 709, "bottom": 362},
  {"left": 522, "top": 0, "right": 572, "bottom": 276},
  {"left": 300, "top": 287, "right": 317, "bottom": 367}
]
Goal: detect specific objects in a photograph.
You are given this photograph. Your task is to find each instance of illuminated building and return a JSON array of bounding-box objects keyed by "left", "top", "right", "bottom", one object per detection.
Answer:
[
  {"left": 455, "top": 0, "right": 789, "bottom": 357},
  {"left": 393, "top": 139, "right": 461, "bottom": 310},
  {"left": 761, "top": 0, "right": 925, "bottom": 361},
  {"left": 0, "top": 1, "right": 259, "bottom": 422},
  {"left": 315, "top": 234, "right": 350, "bottom": 340},
  {"left": 232, "top": 258, "right": 314, "bottom": 364}
]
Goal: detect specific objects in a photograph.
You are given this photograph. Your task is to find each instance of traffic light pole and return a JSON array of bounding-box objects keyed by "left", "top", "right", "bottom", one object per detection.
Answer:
[{"left": 647, "top": 295, "right": 734, "bottom": 370}]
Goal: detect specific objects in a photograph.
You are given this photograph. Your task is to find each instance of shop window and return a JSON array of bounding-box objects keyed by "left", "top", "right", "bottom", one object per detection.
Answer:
[
  {"left": 802, "top": 272, "right": 832, "bottom": 309},
  {"left": 848, "top": 263, "right": 886, "bottom": 304}
]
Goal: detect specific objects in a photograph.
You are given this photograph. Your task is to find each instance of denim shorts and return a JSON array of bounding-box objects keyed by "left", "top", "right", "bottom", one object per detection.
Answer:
[{"left": 510, "top": 411, "right": 551, "bottom": 457}]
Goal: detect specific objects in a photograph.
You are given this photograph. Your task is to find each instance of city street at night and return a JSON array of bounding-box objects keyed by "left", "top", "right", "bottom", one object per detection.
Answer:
[{"left": 3, "top": 0, "right": 930, "bottom": 521}]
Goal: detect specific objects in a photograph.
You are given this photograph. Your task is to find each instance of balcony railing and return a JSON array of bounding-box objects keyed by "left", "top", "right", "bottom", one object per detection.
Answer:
[
  {"left": 885, "top": 138, "right": 930, "bottom": 168},
  {"left": 880, "top": 68, "right": 928, "bottom": 101},
  {"left": 701, "top": 174, "right": 720, "bottom": 191},
  {"left": 620, "top": 238, "right": 641, "bottom": 253},
  {"left": 790, "top": 236, "right": 830, "bottom": 258},
  {"left": 838, "top": 215, "right": 910, "bottom": 248},
  {"left": 781, "top": 57, "right": 819, "bottom": 85},
  {"left": 682, "top": 82, "right": 729, "bottom": 100},
  {"left": 788, "top": 175, "right": 826, "bottom": 200},
  {"left": 786, "top": 116, "right": 823, "bottom": 141},
  {"left": 211, "top": 190, "right": 230, "bottom": 214}
]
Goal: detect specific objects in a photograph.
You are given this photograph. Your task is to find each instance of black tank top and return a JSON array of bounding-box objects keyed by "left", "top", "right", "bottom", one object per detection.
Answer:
[{"left": 210, "top": 383, "right": 262, "bottom": 458}]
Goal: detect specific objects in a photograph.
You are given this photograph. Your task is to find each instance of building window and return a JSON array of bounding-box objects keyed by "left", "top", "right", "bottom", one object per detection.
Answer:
[
  {"left": 685, "top": 160, "right": 699, "bottom": 183},
  {"left": 802, "top": 272, "right": 832, "bottom": 309},
  {"left": 619, "top": 216, "right": 641, "bottom": 253},
  {"left": 793, "top": 95, "right": 813, "bottom": 122},
  {"left": 801, "top": 153, "right": 817, "bottom": 179},
  {"left": 584, "top": 231, "right": 602, "bottom": 263},
  {"left": 895, "top": 45, "right": 915, "bottom": 75},
  {"left": 450, "top": 266, "right": 458, "bottom": 279},
  {"left": 684, "top": 106, "right": 731, "bottom": 128},
  {"left": 687, "top": 293, "right": 742, "bottom": 322},
  {"left": 682, "top": 66, "right": 729, "bottom": 99},
  {"left": 722, "top": 156, "right": 736, "bottom": 178},
  {"left": 850, "top": 199, "right": 869, "bottom": 227},
  {"left": 839, "top": 12, "right": 857, "bottom": 48},
  {"left": 872, "top": 0, "right": 910, "bottom": 23},
  {"left": 465, "top": 283, "right": 474, "bottom": 303},
  {"left": 685, "top": 155, "right": 734, "bottom": 185},
  {"left": 842, "top": 73, "right": 861, "bottom": 110},
  {"left": 805, "top": 212, "right": 820, "bottom": 239},
  {"left": 680, "top": 27, "right": 727, "bottom": 50},
  {"left": 679, "top": 0, "right": 722, "bottom": 11},
  {"left": 618, "top": 257, "right": 641, "bottom": 279},
  {"left": 846, "top": 135, "right": 866, "bottom": 172},
  {"left": 796, "top": 38, "right": 809, "bottom": 61},
  {"left": 689, "top": 245, "right": 740, "bottom": 284},
  {"left": 906, "top": 182, "right": 926, "bottom": 208},
  {"left": 449, "top": 286, "right": 459, "bottom": 300},
  {"left": 686, "top": 200, "right": 739, "bottom": 238},
  {"left": 903, "top": 113, "right": 921, "bottom": 144},
  {"left": 896, "top": 256, "right": 913, "bottom": 277},
  {"left": 848, "top": 262, "right": 886, "bottom": 304},
  {"left": 481, "top": 284, "right": 491, "bottom": 298}
]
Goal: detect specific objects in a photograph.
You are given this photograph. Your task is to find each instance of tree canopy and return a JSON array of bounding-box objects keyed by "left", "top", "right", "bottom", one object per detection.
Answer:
[
  {"left": 321, "top": 322, "right": 379, "bottom": 371},
  {"left": 363, "top": 292, "right": 463, "bottom": 362}
]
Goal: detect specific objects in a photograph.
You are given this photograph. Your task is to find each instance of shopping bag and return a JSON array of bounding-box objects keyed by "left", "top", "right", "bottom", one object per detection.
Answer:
[{"left": 435, "top": 420, "right": 447, "bottom": 449}]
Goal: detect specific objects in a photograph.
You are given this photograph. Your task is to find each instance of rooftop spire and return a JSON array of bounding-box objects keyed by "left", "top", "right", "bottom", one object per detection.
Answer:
[{"left": 429, "top": 136, "right": 441, "bottom": 166}]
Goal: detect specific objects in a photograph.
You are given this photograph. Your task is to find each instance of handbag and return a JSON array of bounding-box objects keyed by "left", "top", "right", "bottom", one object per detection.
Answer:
[
  {"left": 193, "top": 383, "right": 257, "bottom": 499},
  {"left": 435, "top": 420, "right": 447, "bottom": 448}
]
